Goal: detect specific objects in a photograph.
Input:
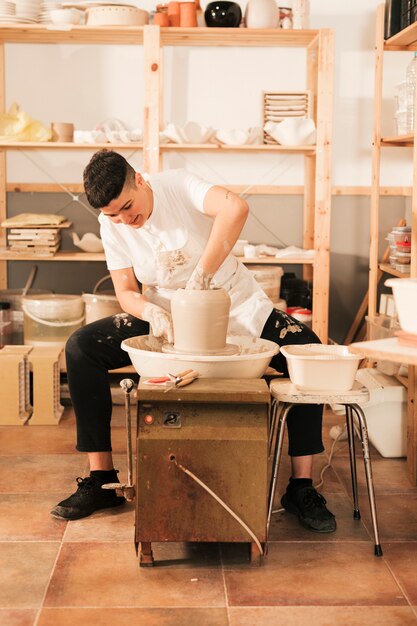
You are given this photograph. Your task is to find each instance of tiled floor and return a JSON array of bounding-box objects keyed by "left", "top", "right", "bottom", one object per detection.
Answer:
[{"left": 1, "top": 405, "right": 417, "bottom": 626}]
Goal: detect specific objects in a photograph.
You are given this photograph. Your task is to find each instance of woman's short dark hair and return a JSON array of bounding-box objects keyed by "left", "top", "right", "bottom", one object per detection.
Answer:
[{"left": 83, "top": 150, "right": 136, "bottom": 209}]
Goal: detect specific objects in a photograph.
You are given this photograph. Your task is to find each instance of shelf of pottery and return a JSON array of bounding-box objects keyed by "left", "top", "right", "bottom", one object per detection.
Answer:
[{"left": 0, "top": 3, "right": 333, "bottom": 340}]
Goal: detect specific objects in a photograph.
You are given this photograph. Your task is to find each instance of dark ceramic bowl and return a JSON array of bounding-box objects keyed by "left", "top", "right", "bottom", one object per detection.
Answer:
[{"left": 204, "top": 1, "right": 242, "bottom": 27}]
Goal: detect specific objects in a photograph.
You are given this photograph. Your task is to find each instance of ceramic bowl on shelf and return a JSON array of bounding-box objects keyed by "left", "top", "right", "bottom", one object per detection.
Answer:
[
  {"left": 85, "top": 5, "right": 148, "bottom": 26},
  {"left": 264, "top": 118, "right": 316, "bottom": 146},
  {"left": 204, "top": 1, "right": 242, "bottom": 27},
  {"left": 50, "top": 8, "right": 83, "bottom": 24},
  {"left": 163, "top": 121, "right": 216, "bottom": 144}
]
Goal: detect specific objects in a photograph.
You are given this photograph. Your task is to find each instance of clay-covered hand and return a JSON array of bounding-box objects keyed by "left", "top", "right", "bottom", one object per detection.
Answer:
[
  {"left": 185, "top": 264, "right": 214, "bottom": 290},
  {"left": 142, "top": 303, "right": 174, "bottom": 344}
]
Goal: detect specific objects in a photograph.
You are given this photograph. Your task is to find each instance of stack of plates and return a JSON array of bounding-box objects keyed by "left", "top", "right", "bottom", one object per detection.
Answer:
[
  {"left": 39, "top": 1, "right": 62, "bottom": 23},
  {"left": 0, "top": 0, "right": 17, "bottom": 21},
  {"left": 14, "top": 0, "right": 41, "bottom": 22},
  {"left": 263, "top": 91, "right": 312, "bottom": 144}
]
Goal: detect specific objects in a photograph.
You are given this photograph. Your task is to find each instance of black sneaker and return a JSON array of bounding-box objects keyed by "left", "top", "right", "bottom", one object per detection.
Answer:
[
  {"left": 50, "top": 476, "right": 125, "bottom": 521},
  {"left": 281, "top": 485, "right": 336, "bottom": 533}
]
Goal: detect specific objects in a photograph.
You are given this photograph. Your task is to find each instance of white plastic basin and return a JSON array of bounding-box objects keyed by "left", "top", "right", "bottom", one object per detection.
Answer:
[
  {"left": 121, "top": 335, "right": 279, "bottom": 379},
  {"left": 280, "top": 344, "right": 362, "bottom": 391},
  {"left": 385, "top": 278, "right": 417, "bottom": 335}
]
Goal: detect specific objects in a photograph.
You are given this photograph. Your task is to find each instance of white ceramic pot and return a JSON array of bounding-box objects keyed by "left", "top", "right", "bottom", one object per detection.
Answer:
[
  {"left": 385, "top": 278, "right": 417, "bottom": 334},
  {"left": 171, "top": 288, "right": 231, "bottom": 354},
  {"left": 245, "top": 0, "right": 278, "bottom": 29}
]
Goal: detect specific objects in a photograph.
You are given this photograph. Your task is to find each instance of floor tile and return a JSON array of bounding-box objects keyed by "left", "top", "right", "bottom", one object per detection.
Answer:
[
  {"left": 384, "top": 543, "right": 417, "bottom": 605},
  {"left": 0, "top": 609, "right": 37, "bottom": 626},
  {"left": 229, "top": 606, "right": 417, "bottom": 625},
  {"left": 44, "top": 542, "right": 226, "bottom": 608},
  {"left": 0, "top": 422, "right": 75, "bottom": 456},
  {"left": 268, "top": 492, "right": 371, "bottom": 542},
  {"left": 223, "top": 542, "right": 406, "bottom": 606},
  {"left": 38, "top": 607, "right": 229, "bottom": 626},
  {"left": 0, "top": 494, "right": 67, "bottom": 541},
  {"left": 0, "top": 543, "right": 60, "bottom": 609},
  {"left": 63, "top": 501, "right": 135, "bottom": 542},
  {"left": 0, "top": 455, "right": 86, "bottom": 494},
  {"left": 332, "top": 455, "right": 416, "bottom": 495},
  {"left": 360, "top": 494, "right": 417, "bottom": 541}
]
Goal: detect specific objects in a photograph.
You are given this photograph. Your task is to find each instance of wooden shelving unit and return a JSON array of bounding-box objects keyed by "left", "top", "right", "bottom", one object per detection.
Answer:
[
  {"left": 369, "top": 4, "right": 417, "bottom": 484},
  {"left": 0, "top": 24, "right": 334, "bottom": 341}
]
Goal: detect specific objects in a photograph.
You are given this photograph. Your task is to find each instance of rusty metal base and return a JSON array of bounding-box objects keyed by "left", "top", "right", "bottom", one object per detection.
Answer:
[{"left": 138, "top": 541, "right": 265, "bottom": 567}]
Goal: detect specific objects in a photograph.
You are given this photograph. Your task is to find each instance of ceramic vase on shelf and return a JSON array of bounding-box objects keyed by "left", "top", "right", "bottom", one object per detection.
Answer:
[
  {"left": 179, "top": 1, "right": 198, "bottom": 26},
  {"left": 292, "top": 0, "right": 309, "bottom": 29},
  {"left": 204, "top": 1, "right": 242, "bottom": 27},
  {"left": 245, "top": 0, "right": 278, "bottom": 29}
]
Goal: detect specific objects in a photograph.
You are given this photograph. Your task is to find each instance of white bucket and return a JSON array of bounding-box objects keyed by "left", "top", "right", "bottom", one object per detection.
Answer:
[
  {"left": 82, "top": 275, "right": 122, "bottom": 324},
  {"left": 249, "top": 265, "right": 284, "bottom": 301},
  {"left": 22, "top": 294, "right": 85, "bottom": 346}
]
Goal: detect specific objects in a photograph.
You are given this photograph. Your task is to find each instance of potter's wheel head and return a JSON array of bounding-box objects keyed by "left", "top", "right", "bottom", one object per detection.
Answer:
[{"left": 161, "top": 342, "right": 239, "bottom": 356}]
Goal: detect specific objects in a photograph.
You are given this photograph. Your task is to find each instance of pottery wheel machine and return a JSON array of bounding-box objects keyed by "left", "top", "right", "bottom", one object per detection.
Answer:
[
  {"left": 115, "top": 377, "right": 274, "bottom": 566},
  {"left": 112, "top": 289, "right": 280, "bottom": 566}
]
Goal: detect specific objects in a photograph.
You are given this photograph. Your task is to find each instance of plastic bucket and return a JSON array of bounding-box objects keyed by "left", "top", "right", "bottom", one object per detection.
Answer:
[
  {"left": 0, "top": 288, "right": 53, "bottom": 343},
  {"left": 22, "top": 294, "right": 85, "bottom": 346},
  {"left": 249, "top": 265, "right": 284, "bottom": 301},
  {"left": 83, "top": 275, "right": 122, "bottom": 324}
]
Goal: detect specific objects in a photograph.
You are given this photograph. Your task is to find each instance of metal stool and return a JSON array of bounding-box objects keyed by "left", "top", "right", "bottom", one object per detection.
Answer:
[{"left": 268, "top": 379, "right": 383, "bottom": 556}]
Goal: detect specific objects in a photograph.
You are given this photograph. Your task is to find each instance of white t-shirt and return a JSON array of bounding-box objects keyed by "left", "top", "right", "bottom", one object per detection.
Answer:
[{"left": 99, "top": 169, "right": 273, "bottom": 337}]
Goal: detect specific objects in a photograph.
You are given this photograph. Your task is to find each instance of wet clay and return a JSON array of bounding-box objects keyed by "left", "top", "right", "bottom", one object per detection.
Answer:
[{"left": 170, "top": 288, "right": 231, "bottom": 355}]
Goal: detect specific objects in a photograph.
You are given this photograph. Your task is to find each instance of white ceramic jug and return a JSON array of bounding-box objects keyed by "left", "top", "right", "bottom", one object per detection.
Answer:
[
  {"left": 170, "top": 288, "right": 231, "bottom": 354},
  {"left": 245, "top": 0, "right": 278, "bottom": 29}
]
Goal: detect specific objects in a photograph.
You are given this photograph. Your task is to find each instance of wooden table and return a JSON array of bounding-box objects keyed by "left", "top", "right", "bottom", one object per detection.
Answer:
[{"left": 350, "top": 338, "right": 417, "bottom": 485}]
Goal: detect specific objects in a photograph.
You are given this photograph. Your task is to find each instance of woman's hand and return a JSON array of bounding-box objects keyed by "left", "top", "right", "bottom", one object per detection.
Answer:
[
  {"left": 142, "top": 303, "right": 174, "bottom": 343},
  {"left": 185, "top": 264, "right": 214, "bottom": 290}
]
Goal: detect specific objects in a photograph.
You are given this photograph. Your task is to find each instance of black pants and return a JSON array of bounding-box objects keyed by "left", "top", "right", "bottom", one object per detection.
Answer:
[{"left": 66, "top": 309, "right": 324, "bottom": 457}]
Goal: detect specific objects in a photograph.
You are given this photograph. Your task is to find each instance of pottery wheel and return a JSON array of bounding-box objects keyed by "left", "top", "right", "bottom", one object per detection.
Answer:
[{"left": 161, "top": 342, "right": 239, "bottom": 356}]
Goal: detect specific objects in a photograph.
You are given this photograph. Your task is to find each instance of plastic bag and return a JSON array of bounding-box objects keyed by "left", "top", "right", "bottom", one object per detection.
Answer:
[{"left": 0, "top": 102, "right": 52, "bottom": 142}]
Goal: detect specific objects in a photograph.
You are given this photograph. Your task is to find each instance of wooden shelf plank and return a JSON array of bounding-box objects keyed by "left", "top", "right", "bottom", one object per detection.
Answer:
[
  {"left": 0, "top": 24, "right": 145, "bottom": 44},
  {"left": 381, "top": 134, "right": 414, "bottom": 147},
  {"left": 239, "top": 256, "right": 314, "bottom": 264},
  {"left": 385, "top": 22, "right": 417, "bottom": 49},
  {"left": 0, "top": 250, "right": 105, "bottom": 261},
  {"left": 379, "top": 263, "right": 410, "bottom": 278},
  {"left": 0, "top": 141, "right": 315, "bottom": 153},
  {"left": 0, "top": 24, "right": 318, "bottom": 47},
  {"left": 350, "top": 337, "right": 417, "bottom": 367},
  {"left": 161, "top": 27, "right": 319, "bottom": 47},
  {"left": 0, "top": 250, "right": 314, "bottom": 264},
  {"left": 0, "top": 141, "right": 143, "bottom": 150},
  {"left": 5, "top": 183, "right": 413, "bottom": 195},
  {"left": 161, "top": 143, "right": 316, "bottom": 153}
]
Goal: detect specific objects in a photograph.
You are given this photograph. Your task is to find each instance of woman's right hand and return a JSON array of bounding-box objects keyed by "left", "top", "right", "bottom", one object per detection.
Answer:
[{"left": 142, "top": 303, "right": 174, "bottom": 344}]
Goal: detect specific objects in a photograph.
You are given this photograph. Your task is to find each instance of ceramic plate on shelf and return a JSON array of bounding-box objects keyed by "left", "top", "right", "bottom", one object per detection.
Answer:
[{"left": 62, "top": 1, "right": 138, "bottom": 9}]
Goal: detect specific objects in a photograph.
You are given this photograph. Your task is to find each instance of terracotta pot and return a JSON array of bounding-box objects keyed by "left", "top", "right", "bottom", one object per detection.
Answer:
[
  {"left": 179, "top": 1, "right": 197, "bottom": 26},
  {"left": 153, "top": 11, "right": 170, "bottom": 25},
  {"left": 168, "top": 1, "right": 180, "bottom": 25}
]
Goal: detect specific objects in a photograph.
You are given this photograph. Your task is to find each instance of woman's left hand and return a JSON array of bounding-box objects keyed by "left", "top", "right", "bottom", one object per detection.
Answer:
[{"left": 185, "top": 264, "right": 214, "bottom": 290}]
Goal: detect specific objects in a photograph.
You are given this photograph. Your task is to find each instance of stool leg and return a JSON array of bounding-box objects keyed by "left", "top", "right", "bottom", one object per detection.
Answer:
[
  {"left": 267, "top": 402, "right": 293, "bottom": 535},
  {"left": 345, "top": 405, "right": 361, "bottom": 520},
  {"left": 351, "top": 404, "right": 383, "bottom": 557},
  {"left": 268, "top": 399, "right": 278, "bottom": 457}
]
